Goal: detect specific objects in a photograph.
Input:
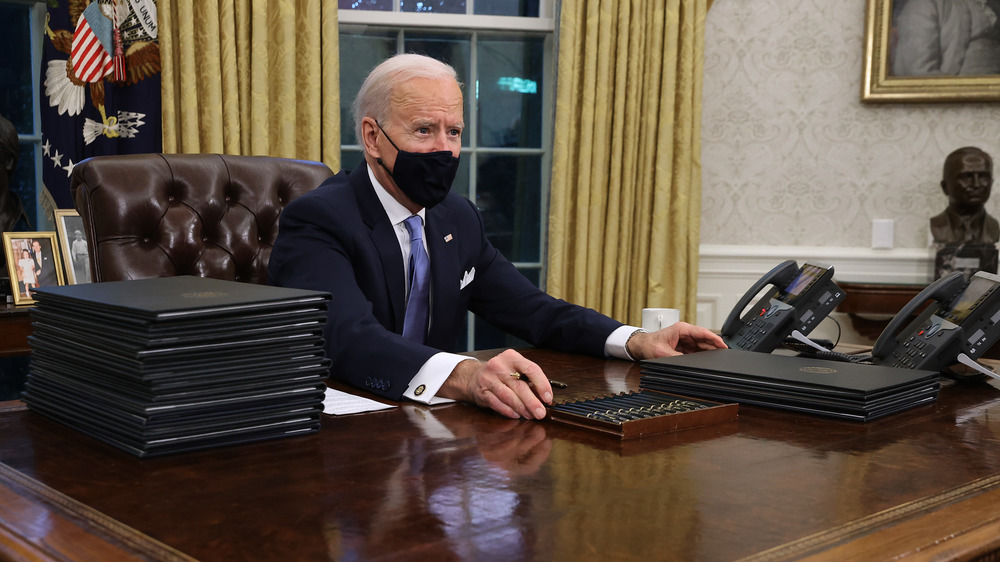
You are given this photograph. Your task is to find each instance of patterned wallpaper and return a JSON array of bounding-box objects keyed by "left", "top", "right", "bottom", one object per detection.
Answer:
[{"left": 701, "top": 0, "right": 1000, "bottom": 249}]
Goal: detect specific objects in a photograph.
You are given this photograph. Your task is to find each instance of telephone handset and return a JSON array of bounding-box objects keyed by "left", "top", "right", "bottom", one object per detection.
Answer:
[
  {"left": 721, "top": 260, "right": 845, "bottom": 353},
  {"left": 872, "top": 270, "right": 1000, "bottom": 373}
]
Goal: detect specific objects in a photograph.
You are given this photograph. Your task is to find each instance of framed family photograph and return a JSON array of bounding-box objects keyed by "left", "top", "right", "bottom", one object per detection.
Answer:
[
  {"left": 862, "top": 0, "right": 1000, "bottom": 103},
  {"left": 54, "top": 209, "right": 91, "bottom": 285},
  {"left": 2, "top": 232, "right": 65, "bottom": 306}
]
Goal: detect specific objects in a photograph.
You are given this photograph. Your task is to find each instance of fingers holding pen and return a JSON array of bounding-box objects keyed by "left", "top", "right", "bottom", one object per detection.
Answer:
[
  {"left": 490, "top": 349, "right": 551, "bottom": 419},
  {"left": 440, "top": 350, "right": 557, "bottom": 420}
]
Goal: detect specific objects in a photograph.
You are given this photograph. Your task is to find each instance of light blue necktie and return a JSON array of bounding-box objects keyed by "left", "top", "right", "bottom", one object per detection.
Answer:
[{"left": 402, "top": 215, "right": 430, "bottom": 343}]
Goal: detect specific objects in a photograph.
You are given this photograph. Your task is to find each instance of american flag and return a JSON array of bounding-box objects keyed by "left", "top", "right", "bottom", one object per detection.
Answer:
[{"left": 71, "top": 2, "right": 114, "bottom": 83}]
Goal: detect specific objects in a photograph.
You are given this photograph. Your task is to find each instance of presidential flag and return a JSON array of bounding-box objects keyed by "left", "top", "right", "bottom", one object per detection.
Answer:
[{"left": 40, "top": 0, "right": 161, "bottom": 214}]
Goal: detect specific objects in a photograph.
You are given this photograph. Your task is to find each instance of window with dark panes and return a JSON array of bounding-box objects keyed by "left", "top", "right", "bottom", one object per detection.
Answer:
[
  {"left": 0, "top": 1, "right": 43, "bottom": 231},
  {"left": 0, "top": 0, "right": 44, "bottom": 402},
  {"left": 339, "top": 1, "right": 553, "bottom": 350}
]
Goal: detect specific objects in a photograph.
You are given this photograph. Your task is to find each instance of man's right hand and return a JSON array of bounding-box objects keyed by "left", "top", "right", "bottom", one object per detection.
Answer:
[{"left": 437, "top": 349, "right": 553, "bottom": 420}]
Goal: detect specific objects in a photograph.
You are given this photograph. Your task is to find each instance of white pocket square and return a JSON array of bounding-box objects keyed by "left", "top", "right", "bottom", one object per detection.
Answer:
[{"left": 459, "top": 267, "right": 475, "bottom": 290}]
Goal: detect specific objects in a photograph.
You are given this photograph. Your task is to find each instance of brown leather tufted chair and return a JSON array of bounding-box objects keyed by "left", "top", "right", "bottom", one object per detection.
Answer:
[{"left": 70, "top": 153, "right": 333, "bottom": 284}]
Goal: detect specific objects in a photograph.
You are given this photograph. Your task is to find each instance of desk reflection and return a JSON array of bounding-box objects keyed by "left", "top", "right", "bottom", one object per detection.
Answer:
[{"left": 324, "top": 405, "right": 552, "bottom": 560}]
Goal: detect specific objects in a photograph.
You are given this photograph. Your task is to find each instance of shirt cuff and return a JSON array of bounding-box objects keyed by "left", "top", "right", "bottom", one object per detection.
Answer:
[
  {"left": 605, "top": 325, "right": 643, "bottom": 360},
  {"left": 402, "top": 351, "right": 469, "bottom": 404}
]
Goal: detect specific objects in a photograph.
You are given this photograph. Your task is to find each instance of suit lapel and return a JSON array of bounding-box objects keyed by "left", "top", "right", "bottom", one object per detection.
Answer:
[
  {"left": 425, "top": 204, "right": 459, "bottom": 346},
  {"left": 351, "top": 163, "right": 406, "bottom": 332}
]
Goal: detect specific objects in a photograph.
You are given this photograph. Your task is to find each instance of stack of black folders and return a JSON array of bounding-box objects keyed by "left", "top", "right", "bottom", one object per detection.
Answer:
[
  {"left": 23, "top": 275, "right": 331, "bottom": 457},
  {"left": 640, "top": 349, "right": 940, "bottom": 422}
]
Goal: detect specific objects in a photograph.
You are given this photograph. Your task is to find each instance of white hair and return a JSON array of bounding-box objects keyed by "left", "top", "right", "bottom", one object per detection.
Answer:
[{"left": 352, "top": 54, "right": 462, "bottom": 148}]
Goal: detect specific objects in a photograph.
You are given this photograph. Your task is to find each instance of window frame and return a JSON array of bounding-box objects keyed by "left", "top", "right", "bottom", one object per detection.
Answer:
[
  {"left": 3, "top": 0, "right": 46, "bottom": 229},
  {"left": 339, "top": 11, "right": 555, "bottom": 31},
  {"left": 338, "top": 0, "right": 555, "bottom": 27}
]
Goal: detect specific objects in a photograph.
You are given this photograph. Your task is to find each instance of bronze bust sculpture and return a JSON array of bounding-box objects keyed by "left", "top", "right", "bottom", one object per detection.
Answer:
[
  {"left": 931, "top": 147, "right": 999, "bottom": 279},
  {"left": 930, "top": 146, "right": 999, "bottom": 245}
]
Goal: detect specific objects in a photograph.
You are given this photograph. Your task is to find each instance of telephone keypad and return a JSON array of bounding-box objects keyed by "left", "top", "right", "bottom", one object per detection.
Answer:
[
  {"left": 887, "top": 332, "right": 936, "bottom": 368},
  {"left": 733, "top": 319, "right": 767, "bottom": 349}
]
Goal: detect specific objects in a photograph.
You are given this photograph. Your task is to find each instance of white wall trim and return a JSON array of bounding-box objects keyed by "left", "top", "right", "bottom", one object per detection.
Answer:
[{"left": 699, "top": 244, "right": 936, "bottom": 284}]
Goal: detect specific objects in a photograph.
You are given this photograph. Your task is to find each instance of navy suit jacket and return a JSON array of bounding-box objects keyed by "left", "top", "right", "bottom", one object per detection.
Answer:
[{"left": 268, "top": 161, "right": 622, "bottom": 399}]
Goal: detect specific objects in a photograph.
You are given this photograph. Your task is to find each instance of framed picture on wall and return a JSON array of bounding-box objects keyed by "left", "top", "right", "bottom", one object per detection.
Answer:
[
  {"left": 2, "top": 232, "right": 65, "bottom": 306},
  {"left": 862, "top": 0, "right": 1000, "bottom": 103},
  {"left": 54, "top": 209, "right": 91, "bottom": 285}
]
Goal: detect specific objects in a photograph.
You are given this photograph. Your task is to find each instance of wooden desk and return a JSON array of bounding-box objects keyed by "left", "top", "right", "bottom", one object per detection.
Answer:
[
  {"left": 0, "top": 304, "right": 31, "bottom": 357},
  {"left": 835, "top": 281, "right": 925, "bottom": 340},
  {"left": 2, "top": 349, "right": 1000, "bottom": 560}
]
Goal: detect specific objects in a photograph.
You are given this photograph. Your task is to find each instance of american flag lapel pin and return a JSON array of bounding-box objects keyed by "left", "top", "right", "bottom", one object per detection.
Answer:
[{"left": 444, "top": 234, "right": 453, "bottom": 242}]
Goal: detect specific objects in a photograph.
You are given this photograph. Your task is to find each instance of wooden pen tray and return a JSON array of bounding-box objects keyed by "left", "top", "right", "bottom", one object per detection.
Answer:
[{"left": 547, "top": 390, "right": 738, "bottom": 440}]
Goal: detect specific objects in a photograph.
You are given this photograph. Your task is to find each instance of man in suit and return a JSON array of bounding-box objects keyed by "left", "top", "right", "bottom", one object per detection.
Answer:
[
  {"left": 31, "top": 239, "right": 57, "bottom": 287},
  {"left": 268, "top": 54, "right": 725, "bottom": 420}
]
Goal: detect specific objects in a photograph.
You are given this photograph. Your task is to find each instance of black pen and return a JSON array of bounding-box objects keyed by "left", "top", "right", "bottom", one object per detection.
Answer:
[{"left": 510, "top": 372, "right": 568, "bottom": 388}]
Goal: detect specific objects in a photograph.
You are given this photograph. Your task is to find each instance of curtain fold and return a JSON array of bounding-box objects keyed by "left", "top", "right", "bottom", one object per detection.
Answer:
[
  {"left": 159, "top": 0, "right": 340, "bottom": 170},
  {"left": 548, "top": 0, "right": 707, "bottom": 326}
]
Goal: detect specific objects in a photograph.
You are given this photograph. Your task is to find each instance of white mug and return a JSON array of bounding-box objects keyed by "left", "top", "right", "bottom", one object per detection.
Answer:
[{"left": 642, "top": 308, "right": 680, "bottom": 332}]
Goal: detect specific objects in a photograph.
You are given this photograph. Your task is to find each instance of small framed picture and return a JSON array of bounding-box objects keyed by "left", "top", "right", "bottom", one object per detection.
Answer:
[
  {"left": 54, "top": 209, "right": 91, "bottom": 285},
  {"left": 2, "top": 232, "right": 65, "bottom": 306}
]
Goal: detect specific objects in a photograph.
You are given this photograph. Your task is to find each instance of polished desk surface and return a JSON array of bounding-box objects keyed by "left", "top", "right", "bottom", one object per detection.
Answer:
[{"left": 2, "top": 348, "right": 1000, "bottom": 561}]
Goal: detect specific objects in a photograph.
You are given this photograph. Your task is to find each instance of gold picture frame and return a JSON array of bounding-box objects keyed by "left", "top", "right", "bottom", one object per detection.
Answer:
[
  {"left": 54, "top": 209, "right": 91, "bottom": 285},
  {"left": 2, "top": 232, "right": 65, "bottom": 306},
  {"left": 862, "top": 0, "right": 1000, "bottom": 103}
]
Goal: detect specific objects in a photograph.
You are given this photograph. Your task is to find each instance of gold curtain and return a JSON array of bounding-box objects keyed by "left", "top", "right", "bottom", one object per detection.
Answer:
[
  {"left": 159, "top": 0, "right": 340, "bottom": 170},
  {"left": 548, "top": 0, "right": 707, "bottom": 326}
]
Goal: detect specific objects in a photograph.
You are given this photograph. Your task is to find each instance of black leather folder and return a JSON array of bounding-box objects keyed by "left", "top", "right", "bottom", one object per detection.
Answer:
[
  {"left": 23, "top": 394, "right": 322, "bottom": 457},
  {"left": 28, "top": 332, "right": 325, "bottom": 377},
  {"left": 29, "top": 275, "right": 330, "bottom": 323},
  {"left": 30, "top": 321, "right": 324, "bottom": 360},
  {"left": 30, "top": 305, "right": 328, "bottom": 344},
  {"left": 23, "top": 276, "right": 332, "bottom": 456},
  {"left": 640, "top": 349, "right": 939, "bottom": 421}
]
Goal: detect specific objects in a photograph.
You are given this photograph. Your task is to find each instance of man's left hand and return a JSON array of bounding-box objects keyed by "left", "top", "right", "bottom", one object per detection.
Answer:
[{"left": 625, "top": 322, "right": 727, "bottom": 360}]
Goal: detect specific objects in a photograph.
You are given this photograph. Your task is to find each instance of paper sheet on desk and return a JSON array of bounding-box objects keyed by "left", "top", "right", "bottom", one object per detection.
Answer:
[{"left": 323, "top": 387, "right": 396, "bottom": 415}]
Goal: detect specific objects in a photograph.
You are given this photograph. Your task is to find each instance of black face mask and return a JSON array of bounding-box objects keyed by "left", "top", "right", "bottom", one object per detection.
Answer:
[{"left": 376, "top": 123, "right": 460, "bottom": 209}]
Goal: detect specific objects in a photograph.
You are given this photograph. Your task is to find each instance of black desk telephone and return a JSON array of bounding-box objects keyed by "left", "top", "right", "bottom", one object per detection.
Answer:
[
  {"left": 721, "top": 260, "right": 845, "bottom": 353},
  {"left": 872, "top": 270, "right": 1000, "bottom": 374}
]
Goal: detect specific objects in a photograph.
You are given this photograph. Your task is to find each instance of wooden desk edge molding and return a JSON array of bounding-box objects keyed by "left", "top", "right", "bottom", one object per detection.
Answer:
[
  {"left": 741, "top": 472, "right": 1000, "bottom": 561},
  {"left": 0, "top": 461, "right": 194, "bottom": 562}
]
